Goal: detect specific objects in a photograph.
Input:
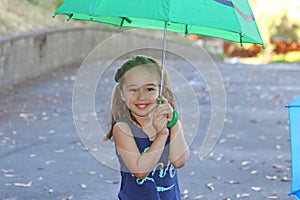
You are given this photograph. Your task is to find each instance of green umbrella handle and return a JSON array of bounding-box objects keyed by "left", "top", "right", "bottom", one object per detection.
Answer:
[
  {"left": 167, "top": 109, "right": 178, "bottom": 128},
  {"left": 157, "top": 96, "right": 178, "bottom": 128},
  {"left": 157, "top": 95, "right": 164, "bottom": 105}
]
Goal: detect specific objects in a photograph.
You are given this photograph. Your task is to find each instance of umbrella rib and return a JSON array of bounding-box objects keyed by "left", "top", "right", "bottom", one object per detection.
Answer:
[
  {"left": 119, "top": 17, "right": 132, "bottom": 28},
  {"left": 67, "top": 14, "right": 73, "bottom": 21},
  {"left": 185, "top": 25, "right": 188, "bottom": 36},
  {"left": 120, "top": 18, "right": 125, "bottom": 28},
  {"left": 239, "top": 33, "right": 243, "bottom": 47}
]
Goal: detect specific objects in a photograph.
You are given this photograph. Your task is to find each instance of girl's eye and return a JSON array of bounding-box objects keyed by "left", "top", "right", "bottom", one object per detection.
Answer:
[
  {"left": 129, "top": 88, "right": 137, "bottom": 92},
  {"left": 147, "top": 87, "right": 156, "bottom": 92}
]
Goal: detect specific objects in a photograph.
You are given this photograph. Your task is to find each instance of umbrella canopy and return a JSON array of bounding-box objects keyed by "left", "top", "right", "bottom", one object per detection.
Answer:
[
  {"left": 53, "top": 0, "right": 264, "bottom": 46},
  {"left": 287, "top": 96, "right": 300, "bottom": 200}
]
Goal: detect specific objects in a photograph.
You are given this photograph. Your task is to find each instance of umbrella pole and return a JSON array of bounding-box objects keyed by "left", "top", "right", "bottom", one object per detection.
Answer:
[
  {"left": 159, "top": 21, "right": 168, "bottom": 97},
  {"left": 159, "top": 22, "right": 179, "bottom": 128}
]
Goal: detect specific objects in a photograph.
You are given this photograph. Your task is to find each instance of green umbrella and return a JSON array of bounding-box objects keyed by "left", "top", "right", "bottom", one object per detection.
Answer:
[
  {"left": 54, "top": 0, "right": 263, "bottom": 46},
  {"left": 53, "top": 0, "right": 263, "bottom": 127},
  {"left": 53, "top": 0, "right": 264, "bottom": 93}
]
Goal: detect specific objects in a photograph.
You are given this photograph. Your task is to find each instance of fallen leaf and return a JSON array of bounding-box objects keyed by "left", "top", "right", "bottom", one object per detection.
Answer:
[
  {"left": 251, "top": 186, "right": 262, "bottom": 192},
  {"left": 89, "top": 171, "right": 97, "bottom": 175},
  {"left": 266, "top": 175, "right": 277, "bottom": 180},
  {"left": 226, "top": 134, "right": 236, "bottom": 138},
  {"left": 62, "top": 195, "right": 74, "bottom": 200},
  {"left": 1, "top": 169, "right": 14, "bottom": 173},
  {"left": 241, "top": 161, "right": 250, "bottom": 166},
  {"left": 54, "top": 149, "right": 65, "bottom": 153},
  {"left": 105, "top": 180, "right": 119, "bottom": 184},
  {"left": 29, "top": 154, "right": 36, "bottom": 158},
  {"left": 181, "top": 189, "right": 189, "bottom": 199},
  {"left": 48, "top": 130, "right": 56, "bottom": 134},
  {"left": 242, "top": 166, "right": 251, "bottom": 170},
  {"left": 219, "top": 138, "right": 227, "bottom": 144},
  {"left": 281, "top": 176, "right": 290, "bottom": 182},
  {"left": 275, "top": 145, "right": 281, "bottom": 150},
  {"left": 4, "top": 174, "right": 16, "bottom": 178},
  {"left": 48, "top": 188, "right": 54, "bottom": 193},
  {"left": 195, "top": 194, "right": 204, "bottom": 199},
  {"left": 189, "top": 171, "right": 195, "bottom": 176},
  {"left": 14, "top": 181, "right": 32, "bottom": 187},
  {"left": 19, "top": 113, "right": 35, "bottom": 119},
  {"left": 38, "top": 136, "right": 47, "bottom": 140},
  {"left": 182, "top": 189, "right": 188, "bottom": 194},
  {"left": 225, "top": 180, "right": 240, "bottom": 184},
  {"left": 236, "top": 193, "right": 250, "bottom": 198},
  {"left": 233, "top": 146, "right": 244, "bottom": 150},
  {"left": 272, "top": 164, "right": 284, "bottom": 170},
  {"left": 268, "top": 194, "right": 278, "bottom": 199},
  {"left": 45, "top": 160, "right": 56, "bottom": 165},
  {"left": 206, "top": 183, "right": 215, "bottom": 191},
  {"left": 250, "top": 170, "right": 258, "bottom": 175}
]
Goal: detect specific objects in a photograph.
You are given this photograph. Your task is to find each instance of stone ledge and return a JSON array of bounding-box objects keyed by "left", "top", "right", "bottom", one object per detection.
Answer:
[{"left": 0, "top": 26, "right": 203, "bottom": 89}]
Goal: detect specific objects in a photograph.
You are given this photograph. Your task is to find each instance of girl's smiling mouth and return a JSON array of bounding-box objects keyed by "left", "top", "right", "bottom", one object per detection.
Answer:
[{"left": 135, "top": 103, "right": 149, "bottom": 109}]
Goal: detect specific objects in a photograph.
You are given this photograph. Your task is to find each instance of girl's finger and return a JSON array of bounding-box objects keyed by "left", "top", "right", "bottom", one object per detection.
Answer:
[
  {"left": 153, "top": 115, "right": 168, "bottom": 130},
  {"left": 157, "top": 96, "right": 168, "bottom": 104},
  {"left": 156, "top": 103, "right": 172, "bottom": 115},
  {"left": 154, "top": 105, "right": 167, "bottom": 116}
]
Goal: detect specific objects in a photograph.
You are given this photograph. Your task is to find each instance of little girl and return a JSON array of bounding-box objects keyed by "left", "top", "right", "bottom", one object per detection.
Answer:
[{"left": 105, "top": 55, "right": 189, "bottom": 200}]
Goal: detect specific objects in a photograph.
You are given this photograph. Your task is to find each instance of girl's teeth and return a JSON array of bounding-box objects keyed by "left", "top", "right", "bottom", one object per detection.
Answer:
[{"left": 137, "top": 104, "right": 147, "bottom": 109}]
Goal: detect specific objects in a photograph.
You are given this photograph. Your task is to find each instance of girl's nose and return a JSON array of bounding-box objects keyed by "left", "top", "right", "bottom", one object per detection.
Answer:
[{"left": 137, "top": 89, "right": 146, "bottom": 100}]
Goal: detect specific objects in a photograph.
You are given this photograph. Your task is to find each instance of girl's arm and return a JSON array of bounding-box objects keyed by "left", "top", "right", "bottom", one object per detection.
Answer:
[
  {"left": 169, "top": 120, "right": 189, "bottom": 168},
  {"left": 154, "top": 97, "right": 189, "bottom": 168},
  {"left": 113, "top": 122, "right": 169, "bottom": 179}
]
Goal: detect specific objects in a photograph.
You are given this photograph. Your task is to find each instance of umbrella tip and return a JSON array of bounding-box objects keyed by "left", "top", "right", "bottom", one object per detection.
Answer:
[{"left": 67, "top": 14, "right": 73, "bottom": 21}]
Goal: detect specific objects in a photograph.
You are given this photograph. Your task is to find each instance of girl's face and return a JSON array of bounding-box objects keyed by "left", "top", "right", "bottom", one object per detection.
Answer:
[{"left": 121, "top": 66, "right": 160, "bottom": 119}]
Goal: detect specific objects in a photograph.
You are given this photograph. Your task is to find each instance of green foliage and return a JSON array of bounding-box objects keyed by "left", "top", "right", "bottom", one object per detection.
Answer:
[
  {"left": 272, "top": 14, "right": 299, "bottom": 43},
  {"left": 55, "top": 0, "right": 64, "bottom": 9},
  {"left": 251, "top": 1, "right": 300, "bottom": 43},
  {"left": 271, "top": 51, "right": 300, "bottom": 63},
  {"left": 26, "top": 0, "right": 39, "bottom": 5},
  {"left": 26, "top": 0, "right": 63, "bottom": 10},
  {"left": 231, "top": 0, "right": 300, "bottom": 62}
]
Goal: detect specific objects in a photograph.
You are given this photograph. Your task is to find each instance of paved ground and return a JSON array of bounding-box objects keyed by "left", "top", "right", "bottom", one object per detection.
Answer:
[{"left": 1, "top": 59, "right": 300, "bottom": 200}]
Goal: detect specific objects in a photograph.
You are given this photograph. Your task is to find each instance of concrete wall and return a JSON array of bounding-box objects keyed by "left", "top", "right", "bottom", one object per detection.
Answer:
[
  {"left": 0, "top": 27, "right": 120, "bottom": 88},
  {"left": 0, "top": 26, "right": 206, "bottom": 89}
]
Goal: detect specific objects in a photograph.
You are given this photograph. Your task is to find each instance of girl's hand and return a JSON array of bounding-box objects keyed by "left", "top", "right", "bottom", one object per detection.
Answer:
[{"left": 152, "top": 97, "right": 173, "bottom": 134}]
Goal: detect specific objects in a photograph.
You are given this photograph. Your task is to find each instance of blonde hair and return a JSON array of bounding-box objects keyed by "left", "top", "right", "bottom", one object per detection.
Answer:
[{"left": 104, "top": 55, "right": 175, "bottom": 141}]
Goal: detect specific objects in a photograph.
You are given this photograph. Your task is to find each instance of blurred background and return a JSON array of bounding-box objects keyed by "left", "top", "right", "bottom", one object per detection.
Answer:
[
  {"left": 0, "top": 0, "right": 299, "bottom": 63},
  {"left": 1, "top": 1, "right": 299, "bottom": 199}
]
